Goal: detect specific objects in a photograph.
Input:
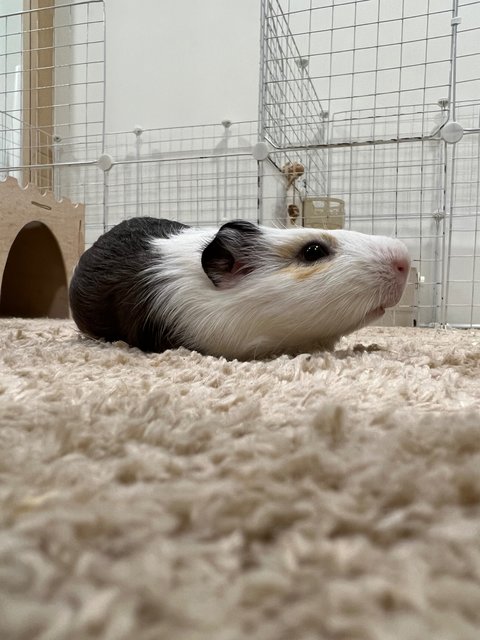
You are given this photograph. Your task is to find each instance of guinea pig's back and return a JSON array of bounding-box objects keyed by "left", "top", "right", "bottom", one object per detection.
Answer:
[{"left": 69, "top": 217, "right": 189, "bottom": 350}]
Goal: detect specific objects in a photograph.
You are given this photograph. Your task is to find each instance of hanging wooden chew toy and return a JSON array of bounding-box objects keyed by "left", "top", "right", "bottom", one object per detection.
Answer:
[
  {"left": 282, "top": 162, "right": 305, "bottom": 225},
  {"left": 282, "top": 162, "right": 305, "bottom": 189},
  {"left": 288, "top": 203, "right": 300, "bottom": 225}
]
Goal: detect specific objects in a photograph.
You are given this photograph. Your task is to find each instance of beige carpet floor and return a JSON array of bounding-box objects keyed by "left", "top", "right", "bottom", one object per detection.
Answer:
[{"left": 1, "top": 318, "right": 480, "bottom": 640}]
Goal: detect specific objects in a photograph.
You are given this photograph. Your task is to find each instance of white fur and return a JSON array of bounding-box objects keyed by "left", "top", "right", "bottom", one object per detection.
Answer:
[{"left": 148, "top": 226, "right": 411, "bottom": 359}]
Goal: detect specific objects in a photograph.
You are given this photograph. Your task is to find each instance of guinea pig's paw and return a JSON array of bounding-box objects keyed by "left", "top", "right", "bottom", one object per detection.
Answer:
[
  {"left": 351, "top": 343, "right": 384, "bottom": 354},
  {"left": 333, "top": 343, "right": 383, "bottom": 360}
]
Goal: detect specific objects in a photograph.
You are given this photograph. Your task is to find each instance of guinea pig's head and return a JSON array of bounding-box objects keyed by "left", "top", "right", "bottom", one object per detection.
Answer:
[{"left": 201, "top": 220, "right": 411, "bottom": 352}]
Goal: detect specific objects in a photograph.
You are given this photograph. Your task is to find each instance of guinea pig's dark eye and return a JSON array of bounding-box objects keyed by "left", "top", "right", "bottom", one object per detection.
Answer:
[{"left": 300, "top": 241, "right": 331, "bottom": 262}]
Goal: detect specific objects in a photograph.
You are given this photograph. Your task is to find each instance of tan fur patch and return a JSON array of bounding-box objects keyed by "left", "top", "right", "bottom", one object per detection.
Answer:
[{"left": 282, "top": 261, "right": 333, "bottom": 280}]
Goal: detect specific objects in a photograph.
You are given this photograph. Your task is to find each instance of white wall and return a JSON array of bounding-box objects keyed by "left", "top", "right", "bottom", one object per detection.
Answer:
[{"left": 104, "top": 0, "right": 260, "bottom": 132}]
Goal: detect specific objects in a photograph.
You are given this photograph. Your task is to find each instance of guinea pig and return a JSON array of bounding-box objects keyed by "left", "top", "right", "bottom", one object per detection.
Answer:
[{"left": 69, "top": 217, "right": 411, "bottom": 360}]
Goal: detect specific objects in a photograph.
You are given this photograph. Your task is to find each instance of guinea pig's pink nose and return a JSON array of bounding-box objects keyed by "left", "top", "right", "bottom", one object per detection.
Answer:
[{"left": 393, "top": 257, "right": 410, "bottom": 274}]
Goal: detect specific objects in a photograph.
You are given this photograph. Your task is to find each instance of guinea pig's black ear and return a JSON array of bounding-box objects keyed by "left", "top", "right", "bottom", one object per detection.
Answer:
[{"left": 201, "top": 220, "right": 261, "bottom": 288}]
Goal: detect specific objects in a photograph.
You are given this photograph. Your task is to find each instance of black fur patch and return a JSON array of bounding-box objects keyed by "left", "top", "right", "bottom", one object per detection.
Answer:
[{"left": 69, "top": 217, "right": 188, "bottom": 351}]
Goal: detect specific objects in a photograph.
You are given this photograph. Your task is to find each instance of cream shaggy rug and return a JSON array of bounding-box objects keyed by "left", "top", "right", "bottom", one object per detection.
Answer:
[{"left": 1, "top": 318, "right": 480, "bottom": 640}]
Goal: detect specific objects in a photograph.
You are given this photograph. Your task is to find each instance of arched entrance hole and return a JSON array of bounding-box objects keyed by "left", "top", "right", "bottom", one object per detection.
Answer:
[{"left": 0, "top": 221, "right": 69, "bottom": 318}]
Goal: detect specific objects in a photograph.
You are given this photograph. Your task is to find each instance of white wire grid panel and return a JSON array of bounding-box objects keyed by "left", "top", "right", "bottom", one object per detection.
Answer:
[
  {"left": 0, "top": 0, "right": 105, "bottom": 187},
  {"left": 0, "top": 2, "right": 22, "bottom": 177},
  {"left": 54, "top": 121, "right": 266, "bottom": 246},
  {"left": 262, "top": 0, "right": 480, "bottom": 123},
  {"left": 54, "top": 0, "right": 105, "bottom": 143},
  {"left": 261, "top": 0, "right": 480, "bottom": 326}
]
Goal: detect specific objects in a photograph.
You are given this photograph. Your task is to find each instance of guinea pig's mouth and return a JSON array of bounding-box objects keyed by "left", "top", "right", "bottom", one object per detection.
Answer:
[{"left": 364, "top": 306, "right": 385, "bottom": 322}]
